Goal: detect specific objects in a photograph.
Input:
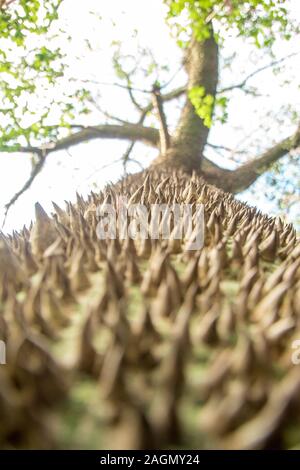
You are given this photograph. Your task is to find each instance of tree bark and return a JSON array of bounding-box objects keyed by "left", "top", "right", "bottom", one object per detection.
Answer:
[
  {"left": 54, "top": 124, "right": 160, "bottom": 150},
  {"left": 203, "top": 126, "right": 300, "bottom": 193},
  {"left": 152, "top": 85, "right": 171, "bottom": 154},
  {"left": 152, "top": 31, "right": 219, "bottom": 171}
]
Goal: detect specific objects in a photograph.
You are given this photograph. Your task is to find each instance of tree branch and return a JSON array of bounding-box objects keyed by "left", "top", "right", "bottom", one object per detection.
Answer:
[
  {"left": 152, "top": 84, "right": 171, "bottom": 154},
  {"left": 202, "top": 125, "right": 300, "bottom": 194},
  {"left": 121, "top": 110, "right": 149, "bottom": 172},
  {"left": 229, "top": 125, "right": 300, "bottom": 192},
  {"left": 124, "top": 76, "right": 144, "bottom": 112},
  {"left": 219, "top": 51, "right": 300, "bottom": 94},
  {"left": 0, "top": 124, "right": 160, "bottom": 158},
  {"left": 2, "top": 152, "right": 47, "bottom": 228},
  {"left": 52, "top": 123, "right": 159, "bottom": 151},
  {"left": 79, "top": 80, "right": 151, "bottom": 95},
  {"left": 122, "top": 142, "right": 136, "bottom": 173},
  {"left": 138, "top": 85, "right": 186, "bottom": 118},
  {"left": 0, "top": 0, "right": 17, "bottom": 8},
  {"left": 197, "top": 123, "right": 300, "bottom": 194},
  {"left": 75, "top": 77, "right": 186, "bottom": 115},
  {"left": 87, "top": 94, "right": 131, "bottom": 125},
  {"left": 1, "top": 123, "right": 159, "bottom": 158},
  {"left": 206, "top": 142, "right": 247, "bottom": 155},
  {"left": 1, "top": 122, "right": 160, "bottom": 223}
]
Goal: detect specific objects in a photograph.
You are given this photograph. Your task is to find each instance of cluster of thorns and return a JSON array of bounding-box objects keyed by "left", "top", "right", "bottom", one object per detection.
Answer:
[{"left": 0, "top": 168, "right": 300, "bottom": 449}]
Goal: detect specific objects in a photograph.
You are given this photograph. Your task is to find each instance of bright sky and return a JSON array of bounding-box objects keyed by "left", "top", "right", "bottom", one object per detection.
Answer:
[{"left": 0, "top": 0, "right": 299, "bottom": 233}]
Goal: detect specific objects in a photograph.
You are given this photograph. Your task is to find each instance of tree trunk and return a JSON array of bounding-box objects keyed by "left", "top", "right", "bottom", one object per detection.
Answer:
[{"left": 152, "top": 31, "right": 219, "bottom": 172}]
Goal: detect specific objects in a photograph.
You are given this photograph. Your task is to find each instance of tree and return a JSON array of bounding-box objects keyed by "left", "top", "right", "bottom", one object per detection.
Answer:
[
  {"left": 1, "top": 1, "right": 300, "bottom": 451},
  {"left": 0, "top": 0, "right": 299, "bottom": 221}
]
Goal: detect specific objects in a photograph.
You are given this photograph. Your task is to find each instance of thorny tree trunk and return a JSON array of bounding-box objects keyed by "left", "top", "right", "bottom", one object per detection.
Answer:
[{"left": 152, "top": 31, "right": 219, "bottom": 172}]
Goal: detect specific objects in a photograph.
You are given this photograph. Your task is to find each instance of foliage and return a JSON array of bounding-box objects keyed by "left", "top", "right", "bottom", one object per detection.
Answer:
[
  {"left": 188, "top": 86, "right": 229, "bottom": 127},
  {"left": 165, "top": 0, "right": 298, "bottom": 127},
  {"left": 1, "top": 0, "right": 298, "bottom": 147},
  {"left": 0, "top": 0, "right": 92, "bottom": 152},
  {"left": 165, "top": 0, "right": 297, "bottom": 46},
  {"left": 188, "top": 86, "right": 214, "bottom": 127}
]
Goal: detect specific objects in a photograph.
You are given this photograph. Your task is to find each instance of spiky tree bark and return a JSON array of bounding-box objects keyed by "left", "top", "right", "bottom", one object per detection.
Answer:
[{"left": 1, "top": 167, "right": 300, "bottom": 450}]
